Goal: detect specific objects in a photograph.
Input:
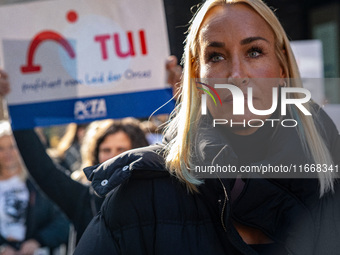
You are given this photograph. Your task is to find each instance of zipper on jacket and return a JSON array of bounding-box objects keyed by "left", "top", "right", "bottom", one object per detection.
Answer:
[{"left": 218, "top": 177, "right": 229, "bottom": 232}]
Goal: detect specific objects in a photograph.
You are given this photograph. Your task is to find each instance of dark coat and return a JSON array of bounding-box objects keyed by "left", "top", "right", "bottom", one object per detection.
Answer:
[
  {"left": 74, "top": 108, "right": 340, "bottom": 255},
  {"left": 13, "top": 130, "right": 104, "bottom": 243}
]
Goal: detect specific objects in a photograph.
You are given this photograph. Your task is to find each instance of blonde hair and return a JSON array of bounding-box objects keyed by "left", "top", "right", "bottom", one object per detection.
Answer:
[{"left": 164, "top": 0, "right": 335, "bottom": 196}]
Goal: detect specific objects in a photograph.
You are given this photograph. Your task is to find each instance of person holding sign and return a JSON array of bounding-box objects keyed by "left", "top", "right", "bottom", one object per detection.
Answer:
[
  {"left": 0, "top": 55, "right": 182, "bottom": 252},
  {"left": 74, "top": 0, "right": 340, "bottom": 254},
  {"left": 11, "top": 118, "right": 149, "bottom": 249}
]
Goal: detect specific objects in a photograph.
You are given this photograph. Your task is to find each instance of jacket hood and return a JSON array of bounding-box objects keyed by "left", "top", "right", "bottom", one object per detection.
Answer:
[{"left": 84, "top": 143, "right": 167, "bottom": 197}]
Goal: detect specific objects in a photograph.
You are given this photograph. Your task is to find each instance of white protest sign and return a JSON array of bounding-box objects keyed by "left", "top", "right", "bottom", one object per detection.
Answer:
[{"left": 0, "top": 0, "right": 173, "bottom": 129}]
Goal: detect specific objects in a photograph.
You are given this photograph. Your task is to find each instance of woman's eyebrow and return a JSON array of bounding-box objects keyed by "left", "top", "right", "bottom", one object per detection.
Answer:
[
  {"left": 240, "top": 36, "right": 269, "bottom": 45},
  {"left": 205, "top": 37, "right": 269, "bottom": 48},
  {"left": 206, "top": 41, "right": 225, "bottom": 48}
]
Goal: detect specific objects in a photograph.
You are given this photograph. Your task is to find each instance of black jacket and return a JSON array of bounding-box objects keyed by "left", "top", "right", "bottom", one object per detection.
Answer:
[
  {"left": 77, "top": 108, "right": 340, "bottom": 255},
  {"left": 0, "top": 179, "right": 69, "bottom": 250},
  {"left": 13, "top": 130, "right": 104, "bottom": 242}
]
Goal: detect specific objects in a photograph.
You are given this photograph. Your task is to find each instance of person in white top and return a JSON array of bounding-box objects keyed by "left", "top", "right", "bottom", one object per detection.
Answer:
[{"left": 0, "top": 122, "right": 69, "bottom": 255}]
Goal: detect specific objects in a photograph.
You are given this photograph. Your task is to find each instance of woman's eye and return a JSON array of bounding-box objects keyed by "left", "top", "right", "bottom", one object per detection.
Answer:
[
  {"left": 248, "top": 47, "right": 263, "bottom": 58},
  {"left": 209, "top": 54, "right": 224, "bottom": 62},
  {"left": 249, "top": 51, "right": 260, "bottom": 58}
]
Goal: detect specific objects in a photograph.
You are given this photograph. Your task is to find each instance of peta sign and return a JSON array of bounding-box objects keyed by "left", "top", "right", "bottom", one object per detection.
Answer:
[{"left": 0, "top": 0, "right": 173, "bottom": 129}]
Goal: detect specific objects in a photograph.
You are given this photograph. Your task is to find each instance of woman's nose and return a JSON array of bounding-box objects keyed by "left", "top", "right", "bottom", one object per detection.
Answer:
[
  {"left": 110, "top": 150, "right": 119, "bottom": 159},
  {"left": 227, "top": 57, "right": 249, "bottom": 87}
]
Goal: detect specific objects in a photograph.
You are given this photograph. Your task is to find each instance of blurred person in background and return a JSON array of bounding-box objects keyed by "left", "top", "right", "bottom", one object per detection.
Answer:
[
  {"left": 71, "top": 118, "right": 149, "bottom": 183},
  {"left": 11, "top": 117, "right": 149, "bottom": 251},
  {"left": 0, "top": 122, "right": 69, "bottom": 255}
]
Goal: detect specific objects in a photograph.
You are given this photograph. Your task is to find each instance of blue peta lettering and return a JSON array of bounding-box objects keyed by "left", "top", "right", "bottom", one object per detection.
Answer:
[{"left": 74, "top": 98, "right": 107, "bottom": 120}]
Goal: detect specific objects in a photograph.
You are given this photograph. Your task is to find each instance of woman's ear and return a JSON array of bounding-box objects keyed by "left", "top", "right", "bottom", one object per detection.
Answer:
[{"left": 279, "top": 67, "right": 286, "bottom": 79}]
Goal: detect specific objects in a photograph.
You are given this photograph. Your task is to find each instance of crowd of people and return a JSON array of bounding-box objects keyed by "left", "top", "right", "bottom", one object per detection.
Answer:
[{"left": 0, "top": 0, "right": 340, "bottom": 254}]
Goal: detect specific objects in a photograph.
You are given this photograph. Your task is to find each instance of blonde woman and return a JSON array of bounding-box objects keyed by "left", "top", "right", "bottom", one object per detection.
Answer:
[{"left": 74, "top": 0, "right": 340, "bottom": 254}]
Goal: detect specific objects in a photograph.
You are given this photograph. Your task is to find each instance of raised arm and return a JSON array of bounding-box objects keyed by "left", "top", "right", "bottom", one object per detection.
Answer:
[{"left": 13, "top": 129, "right": 94, "bottom": 233}]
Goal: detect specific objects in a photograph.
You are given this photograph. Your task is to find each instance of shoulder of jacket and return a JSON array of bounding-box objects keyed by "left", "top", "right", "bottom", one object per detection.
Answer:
[{"left": 85, "top": 144, "right": 168, "bottom": 197}]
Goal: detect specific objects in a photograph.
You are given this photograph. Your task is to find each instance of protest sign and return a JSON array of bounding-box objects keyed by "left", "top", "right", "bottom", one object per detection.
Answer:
[{"left": 0, "top": 0, "right": 173, "bottom": 129}]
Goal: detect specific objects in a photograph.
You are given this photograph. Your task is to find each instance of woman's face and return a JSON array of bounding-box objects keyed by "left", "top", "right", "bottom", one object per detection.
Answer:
[
  {"left": 98, "top": 131, "right": 132, "bottom": 163},
  {"left": 0, "top": 135, "right": 20, "bottom": 172},
  {"left": 198, "top": 4, "right": 285, "bottom": 135}
]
